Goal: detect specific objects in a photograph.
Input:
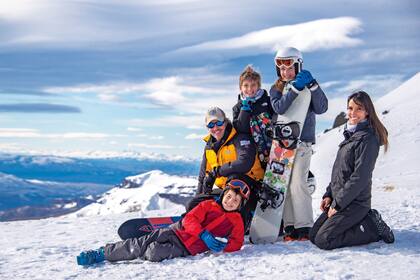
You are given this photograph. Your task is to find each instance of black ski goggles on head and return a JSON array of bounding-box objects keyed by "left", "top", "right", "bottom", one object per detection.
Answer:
[
  {"left": 207, "top": 120, "right": 224, "bottom": 129},
  {"left": 226, "top": 179, "right": 250, "bottom": 200}
]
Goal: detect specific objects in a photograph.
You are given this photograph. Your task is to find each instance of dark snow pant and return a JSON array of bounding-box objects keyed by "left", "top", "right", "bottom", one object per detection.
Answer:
[
  {"left": 104, "top": 226, "right": 190, "bottom": 262},
  {"left": 309, "top": 203, "right": 380, "bottom": 250}
]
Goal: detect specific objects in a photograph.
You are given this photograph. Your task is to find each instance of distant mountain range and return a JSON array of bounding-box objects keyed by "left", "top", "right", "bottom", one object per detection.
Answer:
[
  {"left": 0, "top": 154, "right": 200, "bottom": 221},
  {"left": 0, "top": 172, "right": 109, "bottom": 221},
  {"left": 0, "top": 153, "right": 200, "bottom": 185}
]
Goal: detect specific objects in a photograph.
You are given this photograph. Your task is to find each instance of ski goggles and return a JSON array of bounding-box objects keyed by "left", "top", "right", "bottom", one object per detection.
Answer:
[
  {"left": 275, "top": 57, "right": 298, "bottom": 69},
  {"left": 207, "top": 120, "right": 224, "bottom": 129},
  {"left": 226, "top": 179, "right": 250, "bottom": 200}
]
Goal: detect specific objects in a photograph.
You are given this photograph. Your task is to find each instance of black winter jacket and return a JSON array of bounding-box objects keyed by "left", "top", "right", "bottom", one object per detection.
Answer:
[
  {"left": 232, "top": 90, "right": 274, "bottom": 134},
  {"left": 323, "top": 121, "right": 380, "bottom": 210},
  {"left": 197, "top": 123, "right": 257, "bottom": 194}
]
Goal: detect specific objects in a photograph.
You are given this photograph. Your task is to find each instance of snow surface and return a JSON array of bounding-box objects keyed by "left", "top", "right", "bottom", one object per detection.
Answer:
[{"left": 1, "top": 73, "right": 420, "bottom": 279}]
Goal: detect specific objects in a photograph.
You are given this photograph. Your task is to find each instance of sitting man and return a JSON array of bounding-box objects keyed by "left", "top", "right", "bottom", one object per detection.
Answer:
[{"left": 188, "top": 106, "right": 265, "bottom": 230}]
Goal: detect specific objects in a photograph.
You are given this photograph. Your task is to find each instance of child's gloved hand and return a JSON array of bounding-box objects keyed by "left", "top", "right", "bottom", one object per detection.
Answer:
[
  {"left": 292, "top": 70, "right": 315, "bottom": 90},
  {"left": 241, "top": 98, "right": 253, "bottom": 112},
  {"left": 200, "top": 230, "right": 227, "bottom": 252}
]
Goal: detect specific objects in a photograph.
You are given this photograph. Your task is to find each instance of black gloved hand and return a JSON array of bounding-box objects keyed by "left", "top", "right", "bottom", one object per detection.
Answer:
[{"left": 202, "top": 167, "right": 220, "bottom": 194}]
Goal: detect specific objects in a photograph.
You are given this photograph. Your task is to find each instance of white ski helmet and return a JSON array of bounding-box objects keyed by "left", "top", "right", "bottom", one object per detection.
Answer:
[{"left": 274, "top": 47, "right": 303, "bottom": 77}]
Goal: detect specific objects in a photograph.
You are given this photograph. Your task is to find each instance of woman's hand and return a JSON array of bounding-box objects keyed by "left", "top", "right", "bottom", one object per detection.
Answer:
[
  {"left": 328, "top": 207, "right": 337, "bottom": 218},
  {"left": 320, "top": 197, "right": 332, "bottom": 212}
]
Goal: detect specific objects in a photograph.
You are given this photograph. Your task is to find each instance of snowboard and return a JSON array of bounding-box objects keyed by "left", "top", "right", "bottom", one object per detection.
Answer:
[
  {"left": 118, "top": 216, "right": 182, "bottom": 240},
  {"left": 249, "top": 85, "right": 311, "bottom": 243}
]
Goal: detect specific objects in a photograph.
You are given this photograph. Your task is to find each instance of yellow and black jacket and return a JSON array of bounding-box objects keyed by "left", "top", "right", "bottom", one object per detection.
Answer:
[{"left": 197, "top": 122, "right": 264, "bottom": 193}]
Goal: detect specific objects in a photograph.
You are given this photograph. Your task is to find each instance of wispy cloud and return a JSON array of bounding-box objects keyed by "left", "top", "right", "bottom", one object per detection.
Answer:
[
  {"left": 128, "top": 143, "right": 182, "bottom": 149},
  {"left": 0, "top": 128, "right": 120, "bottom": 139},
  {"left": 185, "top": 133, "right": 206, "bottom": 140},
  {"left": 127, "top": 116, "right": 205, "bottom": 130},
  {"left": 334, "top": 75, "right": 405, "bottom": 97},
  {"left": 0, "top": 103, "right": 81, "bottom": 113},
  {"left": 169, "top": 17, "right": 362, "bottom": 58},
  {"left": 43, "top": 68, "right": 237, "bottom": 114},
  {"left": 338, "top": 48, "right": 419, "bottom": 65}
]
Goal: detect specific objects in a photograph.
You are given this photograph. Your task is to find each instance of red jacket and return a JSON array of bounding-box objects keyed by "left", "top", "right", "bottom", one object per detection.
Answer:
[{"left": 174, "top": 199, "right": 244, "bottom": 255}]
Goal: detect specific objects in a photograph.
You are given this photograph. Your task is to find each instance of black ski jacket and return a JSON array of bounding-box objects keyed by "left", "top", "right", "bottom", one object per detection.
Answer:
[
  {"left": 323, "top": 121, "right": 380, "bottom": 211},
  {"left": 197, "top": 122, "right": 263, "bottom": 194},
  {"left": 232, "top": 89, "right": 274, "bottom": 134}
]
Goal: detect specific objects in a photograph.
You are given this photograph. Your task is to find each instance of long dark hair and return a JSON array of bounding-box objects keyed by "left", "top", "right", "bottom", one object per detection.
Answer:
[{"left": 347, "top": 91, "right": 389, "bottom": 152}]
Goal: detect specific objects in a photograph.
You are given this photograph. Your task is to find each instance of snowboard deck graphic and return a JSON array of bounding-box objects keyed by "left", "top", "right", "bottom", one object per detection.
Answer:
[
  {"left": 118, "top": 216, "right": 182, "bottom": 240},
  {"left": 249, "top": 87, "right": 311, "bottom": 244},
  {"left": 250, "top": 112, "right": 272, "bottom": 166}
]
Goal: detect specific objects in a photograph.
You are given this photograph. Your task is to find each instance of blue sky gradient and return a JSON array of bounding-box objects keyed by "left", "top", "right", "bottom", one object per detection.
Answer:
[{"left": 0, "top": 0, "right": 419, "bottom": 158}]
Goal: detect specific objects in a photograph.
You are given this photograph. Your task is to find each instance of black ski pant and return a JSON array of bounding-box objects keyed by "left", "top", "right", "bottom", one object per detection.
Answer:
[
  {"left": 309, "top": 203, "right": 380, "bottom": 250},
  {"left": 104, "top": 226, "right": 190, "bottom": 262}
]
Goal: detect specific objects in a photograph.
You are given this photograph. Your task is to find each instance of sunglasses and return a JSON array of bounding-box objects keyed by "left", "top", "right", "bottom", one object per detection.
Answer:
[
  {"left": 226, "top": 179, "right": 250, "bottom": 200},
  {"left": 207, "top": 120, "right": 224, "bottom": 129},
  {"left": 275, "top": 58, "right": 298, "bottom": 69}
]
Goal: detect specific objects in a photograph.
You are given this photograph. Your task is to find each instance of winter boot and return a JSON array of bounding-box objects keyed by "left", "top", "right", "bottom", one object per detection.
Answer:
[
  {"left": 368, "top": 209, "right": 395, "bottom": 244},
  {"left": 283, "top": 226, "right": 298, "bottom": 241},
  {"left": 77, "top": 247, "right": 105, "bottom": 266},
  {"left": 295, "top": 227, "right": 311, "bottom": 241}
]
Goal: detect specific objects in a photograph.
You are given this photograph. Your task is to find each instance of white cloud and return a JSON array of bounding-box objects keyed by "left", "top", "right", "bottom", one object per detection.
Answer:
[
  {"left": 43, "top": 69, "right": 238, "bottom": 114},
  {"left": 316, "top": 96, "right": 348, "bottom": 122},
  {"left": 338, "top": 48, "right": 419, "bottom": 65},
  {"left": 128, "top": 143, "right": 180, "bottom": 149},
  {"left": 149, "top": 135, "right": 164, "bottom": 140},
  {"left": 127, "top": 127, "right": 143, "bottom": 132},
  {"left": 170, "top": 17, "right": 362, "bottom": 58},
  {"left": 185, "top": 133, "right": 206, "bottom": 140},
  {"left": 0, "top": 128, "right": 119, "bottom": 139},
  {"left": 127, "top": 116, "right": 205, "bottom": 130},
  {"left": 335, "top": 75, "right": 405, "bottom": 97}
]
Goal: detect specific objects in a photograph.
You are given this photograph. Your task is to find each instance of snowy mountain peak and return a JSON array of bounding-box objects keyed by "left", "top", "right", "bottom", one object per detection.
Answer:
[
  {"left": 73, "top": 170, "right": 197, "bottom": 217},
  {"left": 123, "top": 170, "right": 165, "bottom": 188}
]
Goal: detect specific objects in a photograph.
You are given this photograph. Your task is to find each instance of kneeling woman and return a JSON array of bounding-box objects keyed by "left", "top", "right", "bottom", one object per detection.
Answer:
[{"left": 310, "top": 91, "right": 394, "bottom": 250}]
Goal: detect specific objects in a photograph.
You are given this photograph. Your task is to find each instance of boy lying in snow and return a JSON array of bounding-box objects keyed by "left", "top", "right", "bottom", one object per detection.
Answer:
[{"left": 77, "top": 179, "right": 249, "bottom": 265}]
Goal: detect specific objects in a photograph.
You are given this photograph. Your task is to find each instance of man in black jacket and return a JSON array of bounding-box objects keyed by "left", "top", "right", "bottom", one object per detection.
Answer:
[{"left": 188, "top": 107, "right": 264, "bottom": 229}]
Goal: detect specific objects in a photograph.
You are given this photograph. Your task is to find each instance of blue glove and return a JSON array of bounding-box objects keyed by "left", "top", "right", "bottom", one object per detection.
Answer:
[
  {"left": 200, "top": 230, "right": 227, "bottom": 252},
  {"left": 292, "top": 70, "right": 315, "bottom": 90},
  {"left": 241, "top": 97, "right": 253, "bottom": 112}
]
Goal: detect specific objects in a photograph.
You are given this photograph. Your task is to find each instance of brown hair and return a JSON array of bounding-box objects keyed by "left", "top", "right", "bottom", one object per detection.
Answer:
[
  {"left": 273, "top": 78, "right": 286, "bottom": 92},
  {"left": 347, "top": 91, "right": 389, "bottom": 152},
  {"left": 239, "top": 65, "right": 261, "bottom": 88}
]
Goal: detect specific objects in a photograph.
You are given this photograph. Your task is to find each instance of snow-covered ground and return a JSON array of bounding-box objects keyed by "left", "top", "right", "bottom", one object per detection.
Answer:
[{"left": 1, "top": 73, "right": 419, "bottom": 279}]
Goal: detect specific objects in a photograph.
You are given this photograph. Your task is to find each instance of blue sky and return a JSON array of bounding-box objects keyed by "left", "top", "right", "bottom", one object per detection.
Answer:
[{"left": 0, "top": 0, "right": 419, "bottom": 158}]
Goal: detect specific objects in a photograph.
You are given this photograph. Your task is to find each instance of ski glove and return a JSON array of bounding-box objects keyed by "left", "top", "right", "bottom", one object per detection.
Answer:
[
  {"left": 200, "top": 230, "right": 227, "bottom": 252},
  {"left": 241, "top": 98, "right": 253, "bottom": 112},
  {"left": 292, "top": 70, "right": 315, "bottom": 91},
  {"left": 202, "top": 167, "right": 219, "bottom": 194}
]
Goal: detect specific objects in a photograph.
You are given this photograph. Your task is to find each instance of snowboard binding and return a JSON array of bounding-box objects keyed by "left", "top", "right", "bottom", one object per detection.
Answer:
[
  {"left": 266, "top": 121, "right": 301, "bottom": 150},
  {"left": 258, "top": 182, "right": 284, "bottom": 211}
]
